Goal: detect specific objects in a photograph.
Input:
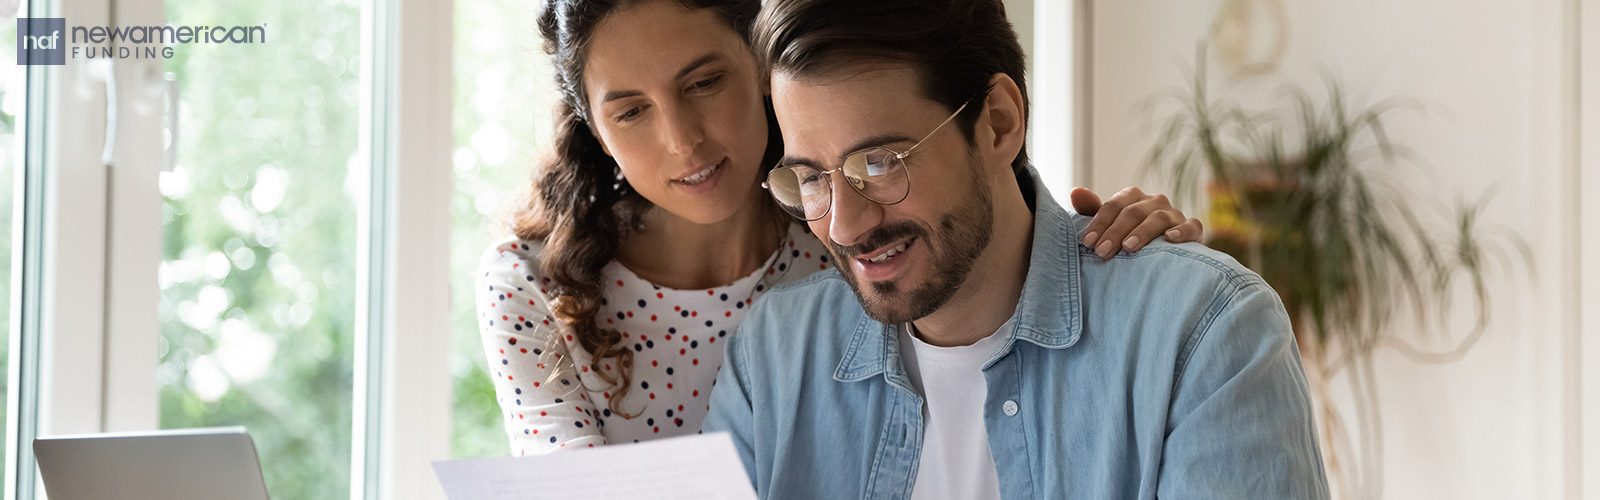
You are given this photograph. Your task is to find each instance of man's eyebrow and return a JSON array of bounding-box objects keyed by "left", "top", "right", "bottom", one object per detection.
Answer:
[
  {"left": 776, "top": 133, "right": 914, "bottom": 169},
  {"left": 600, "top": 53, "right": 725, "bottom": 104}
]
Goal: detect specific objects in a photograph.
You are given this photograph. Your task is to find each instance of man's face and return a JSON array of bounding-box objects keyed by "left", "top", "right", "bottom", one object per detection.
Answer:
[{"left": 771, "top": 65, "right": 995, "bottom": 323}]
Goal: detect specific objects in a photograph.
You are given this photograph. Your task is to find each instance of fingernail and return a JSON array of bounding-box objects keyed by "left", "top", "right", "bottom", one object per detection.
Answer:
[
  {"left": 1122, "top": 236, "right": 1139, "bottom": 251},
  {"left": 1096, "top": 240, "right": 1116, "bottom": 259},
  {"left": 1082, "top": 231, "right": 1100, "bottom": 248},
  {"left": 1166, "top": 229, "right": 1180, "bottom": 241}
]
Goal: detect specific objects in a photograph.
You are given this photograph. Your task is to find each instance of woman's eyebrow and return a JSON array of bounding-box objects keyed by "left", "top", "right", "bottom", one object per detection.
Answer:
[{"left": 599, "top": 53, "right": 725, "bottom": 105}]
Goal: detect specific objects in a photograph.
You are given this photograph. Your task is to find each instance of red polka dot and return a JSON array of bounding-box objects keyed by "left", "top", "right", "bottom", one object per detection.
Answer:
[
  {"left": 650, "top": 315, "right": 657, "bottom": 321},
  {"left": 617, "top": 280, "right": 625, "bottom": 286}
]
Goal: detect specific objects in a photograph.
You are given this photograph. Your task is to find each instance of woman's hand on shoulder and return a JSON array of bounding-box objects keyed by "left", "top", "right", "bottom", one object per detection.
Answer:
[{"left": 1069, "top": 186, "right": 1203, "bottom": 260}]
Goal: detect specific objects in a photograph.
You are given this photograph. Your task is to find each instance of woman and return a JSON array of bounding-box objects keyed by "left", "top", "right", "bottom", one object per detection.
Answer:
[{"left": 476, "top": 0, "right": 1203, "bottom": 455}]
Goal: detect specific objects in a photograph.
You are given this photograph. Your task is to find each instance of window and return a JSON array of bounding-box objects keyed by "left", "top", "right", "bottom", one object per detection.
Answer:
[
  {"left": 156, "top": 1, "right": 362, "bottom": 498},
  {"left": 447, "top": 0, "right": 559, "bottom": 459},
  {"left": 0, "top": 13, "right": 22, "bottom": 495}
]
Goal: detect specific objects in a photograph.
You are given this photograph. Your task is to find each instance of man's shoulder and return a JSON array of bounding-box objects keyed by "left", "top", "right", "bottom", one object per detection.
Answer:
[
  {"left": 1055, "top": 211, "right": 1267, "bottom": 297},
  {"left": 732, "top": 270, "right": 865, "bottom": 355}
]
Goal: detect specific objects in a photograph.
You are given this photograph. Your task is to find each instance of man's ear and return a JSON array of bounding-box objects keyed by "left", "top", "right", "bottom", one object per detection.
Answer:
[{"left": 979, "top": 72, "right": 1025, "bottom": 168}]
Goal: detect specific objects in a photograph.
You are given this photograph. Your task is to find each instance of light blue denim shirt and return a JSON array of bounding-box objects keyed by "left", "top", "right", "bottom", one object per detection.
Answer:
[{"left": 703, "top": 169, "right": 1329, "bottom": 499}]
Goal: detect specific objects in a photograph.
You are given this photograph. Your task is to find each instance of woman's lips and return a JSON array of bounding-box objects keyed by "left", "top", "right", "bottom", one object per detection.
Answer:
[{"left": 672, "top": 157, "right": 727, "bottom": 195}]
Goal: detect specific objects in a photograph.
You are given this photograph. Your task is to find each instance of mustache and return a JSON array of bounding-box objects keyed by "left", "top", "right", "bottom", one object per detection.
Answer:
[{"left": 829, "top": 221, "right": 926, "bottom": 260}]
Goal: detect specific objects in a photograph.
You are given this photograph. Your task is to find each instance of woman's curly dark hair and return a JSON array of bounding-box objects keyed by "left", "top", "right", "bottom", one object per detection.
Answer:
[{"left": 515, "top": 0, "right": 772, "bottom": 419}]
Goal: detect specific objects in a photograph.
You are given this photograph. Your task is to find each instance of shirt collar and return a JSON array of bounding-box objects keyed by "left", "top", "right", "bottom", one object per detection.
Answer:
[{"left": 833, "top": 167, "right": 1086, "bottom": 383}]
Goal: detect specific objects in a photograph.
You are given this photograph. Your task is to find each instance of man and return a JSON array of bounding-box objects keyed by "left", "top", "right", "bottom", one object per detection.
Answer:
[{"left": 703, "top": 0, "right": 1329, "bottom": 498}]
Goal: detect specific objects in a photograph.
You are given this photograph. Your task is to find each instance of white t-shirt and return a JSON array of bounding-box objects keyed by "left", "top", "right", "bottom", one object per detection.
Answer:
[
  {"left": 898, "top": 320, "right": 1012, "bottom": 500},
  {"left": 475, "top": 222, "right": 833, "bottom": 455}
]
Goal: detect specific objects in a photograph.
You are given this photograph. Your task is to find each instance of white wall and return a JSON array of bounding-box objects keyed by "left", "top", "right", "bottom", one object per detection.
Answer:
[{"left": 1081, "top": 1, "right": 1584, "bottom": 498}]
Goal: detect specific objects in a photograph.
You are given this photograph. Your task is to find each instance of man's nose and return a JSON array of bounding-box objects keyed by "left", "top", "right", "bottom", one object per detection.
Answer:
[{"left": 827, "top": 172, "right": 884, "bottom": 249}]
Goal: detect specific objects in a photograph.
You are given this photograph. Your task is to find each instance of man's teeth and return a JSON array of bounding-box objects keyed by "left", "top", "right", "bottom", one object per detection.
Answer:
[
  {"left": 866, "top": 241, "right": 910, "bottom": 263},
  {"left": 681, "top": 162, "right": 719, "bottom": 184}
]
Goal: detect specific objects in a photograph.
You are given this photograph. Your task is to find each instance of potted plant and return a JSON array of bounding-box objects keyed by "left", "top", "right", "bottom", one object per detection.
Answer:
[{"left": 1140, "top": 50, "right": 1532, "bottom": 499}]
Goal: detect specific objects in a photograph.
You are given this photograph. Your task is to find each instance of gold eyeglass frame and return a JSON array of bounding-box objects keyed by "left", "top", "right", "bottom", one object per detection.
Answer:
[{"left": 762, "top": 92, "right": 983, "bottom": 222}]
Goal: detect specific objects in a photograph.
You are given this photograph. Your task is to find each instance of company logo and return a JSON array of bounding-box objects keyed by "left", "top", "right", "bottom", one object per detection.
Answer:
[
  {"left": 17, "top": 18, "right": 66, "bottom": 66},
  {"left": 16, "top": 17, "right": 266, "bottom": 65}
]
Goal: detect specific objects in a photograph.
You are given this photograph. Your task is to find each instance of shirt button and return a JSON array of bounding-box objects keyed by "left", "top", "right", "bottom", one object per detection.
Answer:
[{"left": 1003, "top": 400, "right": 1019, "bottom": 416}]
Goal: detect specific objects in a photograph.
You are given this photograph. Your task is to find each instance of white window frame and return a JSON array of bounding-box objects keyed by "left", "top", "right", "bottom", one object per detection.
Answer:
[
  {"left": 353, "top": 0, "right": 454, "bottom": 499},
  {"left": 1579, "top": 0, "right": 1599, "bottom": 497}
]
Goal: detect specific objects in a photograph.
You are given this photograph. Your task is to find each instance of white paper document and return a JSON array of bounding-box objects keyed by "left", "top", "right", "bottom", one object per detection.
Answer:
[{"left": 432, "top": 432, "right": 758, "bottom": 500}]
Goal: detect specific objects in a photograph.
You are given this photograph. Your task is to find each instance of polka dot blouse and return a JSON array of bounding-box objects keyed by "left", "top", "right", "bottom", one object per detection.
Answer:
[{"left": 476, "top": 222, "right": 833, "bottom": 455}]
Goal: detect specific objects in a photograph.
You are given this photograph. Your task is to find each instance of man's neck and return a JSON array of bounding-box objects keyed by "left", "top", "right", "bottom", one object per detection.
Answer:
[{"left": 910, "top": 188, "right": 1035, "bottom": 347}]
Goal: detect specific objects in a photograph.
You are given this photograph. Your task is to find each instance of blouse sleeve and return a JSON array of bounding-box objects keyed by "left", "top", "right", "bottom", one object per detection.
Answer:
[{"left": 476, "top": 241, "right": 608, "bottom": 455}]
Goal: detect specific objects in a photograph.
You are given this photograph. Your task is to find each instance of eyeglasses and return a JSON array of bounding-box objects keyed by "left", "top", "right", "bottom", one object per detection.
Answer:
[{"left": 762, "top": 90, "right": 985, "bottom": 222}]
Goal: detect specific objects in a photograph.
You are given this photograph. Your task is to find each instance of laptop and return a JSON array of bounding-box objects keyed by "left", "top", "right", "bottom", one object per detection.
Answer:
[{"left": 34, "top": 426, "right": 271, "bottom": 500}]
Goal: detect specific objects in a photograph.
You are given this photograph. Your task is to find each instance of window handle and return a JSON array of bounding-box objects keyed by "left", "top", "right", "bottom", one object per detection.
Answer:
[{"left": 85, "top": 59, "right": 117, "bottom": 167}]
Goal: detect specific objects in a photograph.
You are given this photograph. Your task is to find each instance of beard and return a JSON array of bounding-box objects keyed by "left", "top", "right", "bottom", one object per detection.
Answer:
[{"left": 827, "top": 158, "right": 995, "bottom": 324}]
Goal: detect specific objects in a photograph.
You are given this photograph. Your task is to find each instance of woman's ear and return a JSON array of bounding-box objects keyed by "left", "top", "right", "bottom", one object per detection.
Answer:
[
  {"left": 593, "top": 125, "right": 614, "bottom": 157},
  {"left": 980, "top": 72, "right": 1025, "bottom": 166}
]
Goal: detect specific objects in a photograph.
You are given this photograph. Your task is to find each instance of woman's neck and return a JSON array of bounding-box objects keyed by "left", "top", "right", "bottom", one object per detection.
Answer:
[{"left": 616, "top": 190, "right": 788, "bottom": 290}]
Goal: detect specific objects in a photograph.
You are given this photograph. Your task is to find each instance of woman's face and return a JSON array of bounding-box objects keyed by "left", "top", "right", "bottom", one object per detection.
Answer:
[{"left": 583, "top": 0, "right": 771, "bottom": 225}]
